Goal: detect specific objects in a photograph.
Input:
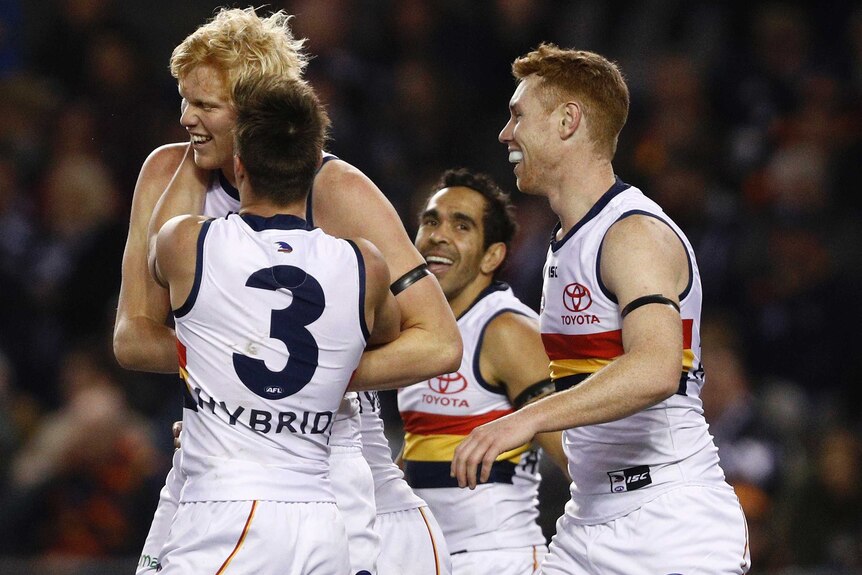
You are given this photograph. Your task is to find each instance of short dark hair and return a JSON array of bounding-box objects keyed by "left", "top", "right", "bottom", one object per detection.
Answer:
[
  {"left": 233, "top": 77, "right": 330, "bottom": 204},
  {"left": 427, "top": 168, "right": 518, "bottom": 269}
]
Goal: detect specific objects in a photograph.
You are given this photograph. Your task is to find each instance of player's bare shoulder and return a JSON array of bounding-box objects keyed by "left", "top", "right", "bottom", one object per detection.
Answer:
[
  {"left": 312, "top": 159, "right": 406, "bottom": 234},
  {"left": 131, "top": 143, "right": 191, "bottom": 209},
  {"left": 141, "top": 143, "right": 190, "bottom": 180}
]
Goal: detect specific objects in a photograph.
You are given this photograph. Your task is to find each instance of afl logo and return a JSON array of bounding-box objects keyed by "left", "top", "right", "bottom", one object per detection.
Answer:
[
  {"left": 563, "top": 282, "right": 592, "bottom": 312},
  {"left": 428, "top": 372, "right": 468, "bottom": 394}
]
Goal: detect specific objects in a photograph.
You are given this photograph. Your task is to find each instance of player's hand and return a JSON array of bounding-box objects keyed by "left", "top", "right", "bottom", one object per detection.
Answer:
[
  {"left": 172, "top": 421, "right": 183, "bottom": 450},
  {"left": 450, "top": 411, "right": 536, "bottom": 489}
]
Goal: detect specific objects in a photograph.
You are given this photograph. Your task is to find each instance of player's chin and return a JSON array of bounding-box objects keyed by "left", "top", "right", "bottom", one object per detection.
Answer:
[{"left": 193, "top": 154, "right": 223, "bottom": 172}]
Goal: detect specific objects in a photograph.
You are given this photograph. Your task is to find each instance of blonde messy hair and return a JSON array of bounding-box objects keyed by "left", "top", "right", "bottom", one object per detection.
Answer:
[
  {"left": 513, "top": 43, "right": 629, "bottom": 160},
  {"left": 170, "top": 7, "right": 309, "bottom": 102}
]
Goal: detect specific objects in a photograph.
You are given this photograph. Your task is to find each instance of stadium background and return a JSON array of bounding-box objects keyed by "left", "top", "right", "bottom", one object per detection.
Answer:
[{"left": 0, "top": 0, "right": 860, "bottom": 573}]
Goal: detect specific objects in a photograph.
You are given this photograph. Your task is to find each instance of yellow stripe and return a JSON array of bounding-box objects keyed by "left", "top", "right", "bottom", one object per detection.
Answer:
[
  {"left": 682, "top": 349, "right": 695, "bottom": 370},
  {"left": 552, "top": 352, "right": 696, "bottom": 379},
  {"left": 216, "top": 500, "right": 257, "bottom": 574},
  {"left": 404, "top": 432, "right": 528, "bottom": 463},
  {"left": 549, "top": 358, "right": 612, "bottom": 379}
]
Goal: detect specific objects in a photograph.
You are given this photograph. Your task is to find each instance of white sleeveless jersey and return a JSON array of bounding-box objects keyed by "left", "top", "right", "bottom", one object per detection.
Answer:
[
  {"left": 357, "top": 390, "right": 427, "bottom": 514},
  {"left": 174, "top": 212, "right": 369, "bottom": 503},
  {"left": 540, "top": 178, "right": 728, "bottom": 524},
  {"left": 202, "top": 157, "right": 359, "bottom": 450},
  {"left": 202, "top": 163, "right": 423, "bottom": 513},
  {"left": 398, "top": 283, "right": 545, "bottom": 553}
]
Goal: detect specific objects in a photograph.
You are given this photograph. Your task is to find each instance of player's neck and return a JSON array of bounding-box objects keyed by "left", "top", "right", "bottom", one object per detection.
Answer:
[
  {"left": 448, "top": 276, "right": 494, "bottom": 318},
  {"left": 239, "top": 198, "right": 308, "bottom": 220},
  {"left": 553, "top": 165, "right": 616, "bottom": 237}
]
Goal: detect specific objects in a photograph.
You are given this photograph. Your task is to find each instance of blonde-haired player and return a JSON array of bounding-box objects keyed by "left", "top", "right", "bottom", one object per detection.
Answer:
[
  {"left": 151, "top": 76, "right": 400, "bottom": 574},
  {"left": 114, "top": 7, "right": 459, "bottom": 574}
]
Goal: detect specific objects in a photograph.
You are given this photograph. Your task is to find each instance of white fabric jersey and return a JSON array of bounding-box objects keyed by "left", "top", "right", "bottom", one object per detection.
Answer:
[
  {"left": 203, "top": 161, "right": 364, "bottom": 450},
  {"left": 174, "top": 212, "right": 368, "bottom": 503},
  {"left": 540, "top": 178, "right": 728, "bottom": 524},
  {"left": 358, "top": 391, "right": 428, "bottom": 514},
  {"left": 204, "top": 162, "right": 423, "bottom": 514},
  {"left": 398, "top": 283, "right": 545, "bottom": 553}
]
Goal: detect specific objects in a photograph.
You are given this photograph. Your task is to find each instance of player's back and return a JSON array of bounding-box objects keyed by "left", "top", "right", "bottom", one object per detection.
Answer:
[{"left": 174, "top": 212, "right": 369, "bottom": 504}]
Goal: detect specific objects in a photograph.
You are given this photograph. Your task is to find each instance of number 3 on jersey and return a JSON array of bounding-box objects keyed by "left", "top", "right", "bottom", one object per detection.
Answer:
[{"left": 233, "top": 265, "right": 324, "bottom": 399}]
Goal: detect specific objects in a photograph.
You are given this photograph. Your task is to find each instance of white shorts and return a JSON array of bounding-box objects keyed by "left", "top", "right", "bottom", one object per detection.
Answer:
[
  {"left": 450, "top": 546, "right": 546, "bottom": 575},
  {"left": 331, "top": 444, "right": 380, "bottom": 574},
  {"left": 136, "top": 448, "right": 183, "bottom": 574},
  {"left": 159, "top": 500, "right": 350, "bottom": 575},
  {"left": 540, "top": 485, "right": 750, "bottom": 575},
  {"left": 376, "top": 506, "right": 452, "bottom": 575}
]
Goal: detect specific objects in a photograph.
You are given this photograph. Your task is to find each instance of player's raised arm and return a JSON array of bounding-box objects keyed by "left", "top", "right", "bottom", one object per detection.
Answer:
[
  {"left": 113, "top": 143, "right": 192, "bottom": 373},
  {"left": 310, "top": 160, "right": 461, "bottom": 391},
  {"left": 146, "top": 144, "right": 209, "bottom": 277}
]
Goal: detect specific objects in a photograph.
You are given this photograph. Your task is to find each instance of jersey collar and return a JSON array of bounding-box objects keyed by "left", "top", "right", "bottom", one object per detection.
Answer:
[
  {"left": 550, "top": 176, "right": 630, "bottom": 252},
  {"left": 239, "top": 213, "right": 312, "bottom": 231}
]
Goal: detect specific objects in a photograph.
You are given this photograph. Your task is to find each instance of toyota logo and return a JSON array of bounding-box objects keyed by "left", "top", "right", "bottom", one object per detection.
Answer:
[
  {"left": 563, "top": 282, "right": 592, "bottom": 312},
  {"left": 428, "top": 372, "right": 468, "bottom": 394}
]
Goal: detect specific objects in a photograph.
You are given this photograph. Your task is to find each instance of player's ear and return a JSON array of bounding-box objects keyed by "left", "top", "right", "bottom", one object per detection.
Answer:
[
  {"left": 234, "top": 154, "right": 246, "bottom": 185},
  {"left": 559, "top": 101, "right": 581, "bottom": 140},
  {"left": 480, "top": 242, "right": 506, "bottom": 275}
]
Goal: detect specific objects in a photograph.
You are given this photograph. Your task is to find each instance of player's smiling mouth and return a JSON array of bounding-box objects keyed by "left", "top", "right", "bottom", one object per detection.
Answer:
[{"left": 425, "top": 255, "right": 454, "bottom": 276}]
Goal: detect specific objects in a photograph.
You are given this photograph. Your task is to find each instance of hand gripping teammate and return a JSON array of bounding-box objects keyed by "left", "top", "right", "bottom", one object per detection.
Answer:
[
  {"left": 451, "top": 44, "right": 751, "bottom": 574},
  {"left": 114, "top": 8, "right": 460, "bottom": 575}
]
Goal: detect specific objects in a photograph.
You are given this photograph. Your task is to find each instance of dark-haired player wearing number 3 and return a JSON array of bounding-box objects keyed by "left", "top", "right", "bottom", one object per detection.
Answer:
[
  {"left": 452, "top": 44, "right": 751, "bottom": 574},
  {"left": 150, "top": 77, "right": 399, "bottom": 574}
]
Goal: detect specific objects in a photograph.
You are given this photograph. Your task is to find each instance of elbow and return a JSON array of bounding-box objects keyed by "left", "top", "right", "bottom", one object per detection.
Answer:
[
  {"left": 651, "top": 363, "right": 683, "bottom": 402},
  {"left": 438, "top": 334, "right": 463, "bottom": 374},
  {"left": 112, "top": 321, "right": 147, "bottom": 371},
  {"left": 112, "top": 326, "right": 137, "bottom": 370}
]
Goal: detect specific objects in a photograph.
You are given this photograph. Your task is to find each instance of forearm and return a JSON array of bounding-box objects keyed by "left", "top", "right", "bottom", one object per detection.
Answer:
[
  {"left": 523, "top": 350, "right": 676, "bottom": 435},
  {"left": 349, "top": 279, "right": 460, "bottom": 390}
]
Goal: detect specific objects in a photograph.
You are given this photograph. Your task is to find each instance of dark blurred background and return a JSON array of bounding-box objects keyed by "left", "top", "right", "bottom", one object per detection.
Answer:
[{"left": 0, "top": 0, "right": 860, "bottom": 573}]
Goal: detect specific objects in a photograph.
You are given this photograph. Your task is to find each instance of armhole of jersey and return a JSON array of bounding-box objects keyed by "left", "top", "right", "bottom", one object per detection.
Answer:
[
  {"left": 473, "top": 308, "right": 531, "bottom": 395},
  {"left": 345, "top": 239, "right": 370, "bottom": 341},
  {"left": 174, "top": 219, "right": 212, "bottom": 318},
  {"left": 307, "top": 153, "right": 340, "bottom": 227},
  {"left": 595, "top": 209, "right": 693, "bottom": 303}
]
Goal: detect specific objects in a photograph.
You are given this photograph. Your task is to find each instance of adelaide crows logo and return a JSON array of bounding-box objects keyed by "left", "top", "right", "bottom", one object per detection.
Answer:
[{"left": 275, "top": 241, "right": 293, "bottom": 253}]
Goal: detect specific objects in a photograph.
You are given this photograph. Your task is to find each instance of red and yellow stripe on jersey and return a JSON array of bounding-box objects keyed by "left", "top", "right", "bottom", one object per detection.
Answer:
[
  {"left": 401, "top": 409, "right": 531, "bottom": 488},
  {"left": 544, "top": 319, "right": 696, "bottom": 392}
]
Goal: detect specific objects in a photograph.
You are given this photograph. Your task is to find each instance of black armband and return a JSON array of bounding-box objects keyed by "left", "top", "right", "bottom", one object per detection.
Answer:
[
  {"left": 620, "top": 294, "right": 680, "bottom": 318},
  {"left": 390, "top": 264, "right": 431, "bottom": 296},
  {"left": 513, "top": 379, "right": 555, "bottom": 409}
]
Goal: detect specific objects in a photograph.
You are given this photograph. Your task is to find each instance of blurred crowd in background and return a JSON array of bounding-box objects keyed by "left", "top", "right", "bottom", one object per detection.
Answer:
[{"left": 0, "top": 0, "right": 861, "bottom": 572}]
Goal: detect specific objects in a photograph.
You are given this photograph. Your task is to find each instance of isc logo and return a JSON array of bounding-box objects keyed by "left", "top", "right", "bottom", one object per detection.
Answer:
[{"left": 607, "top": 465, "right": 652, "bottom": 493}]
